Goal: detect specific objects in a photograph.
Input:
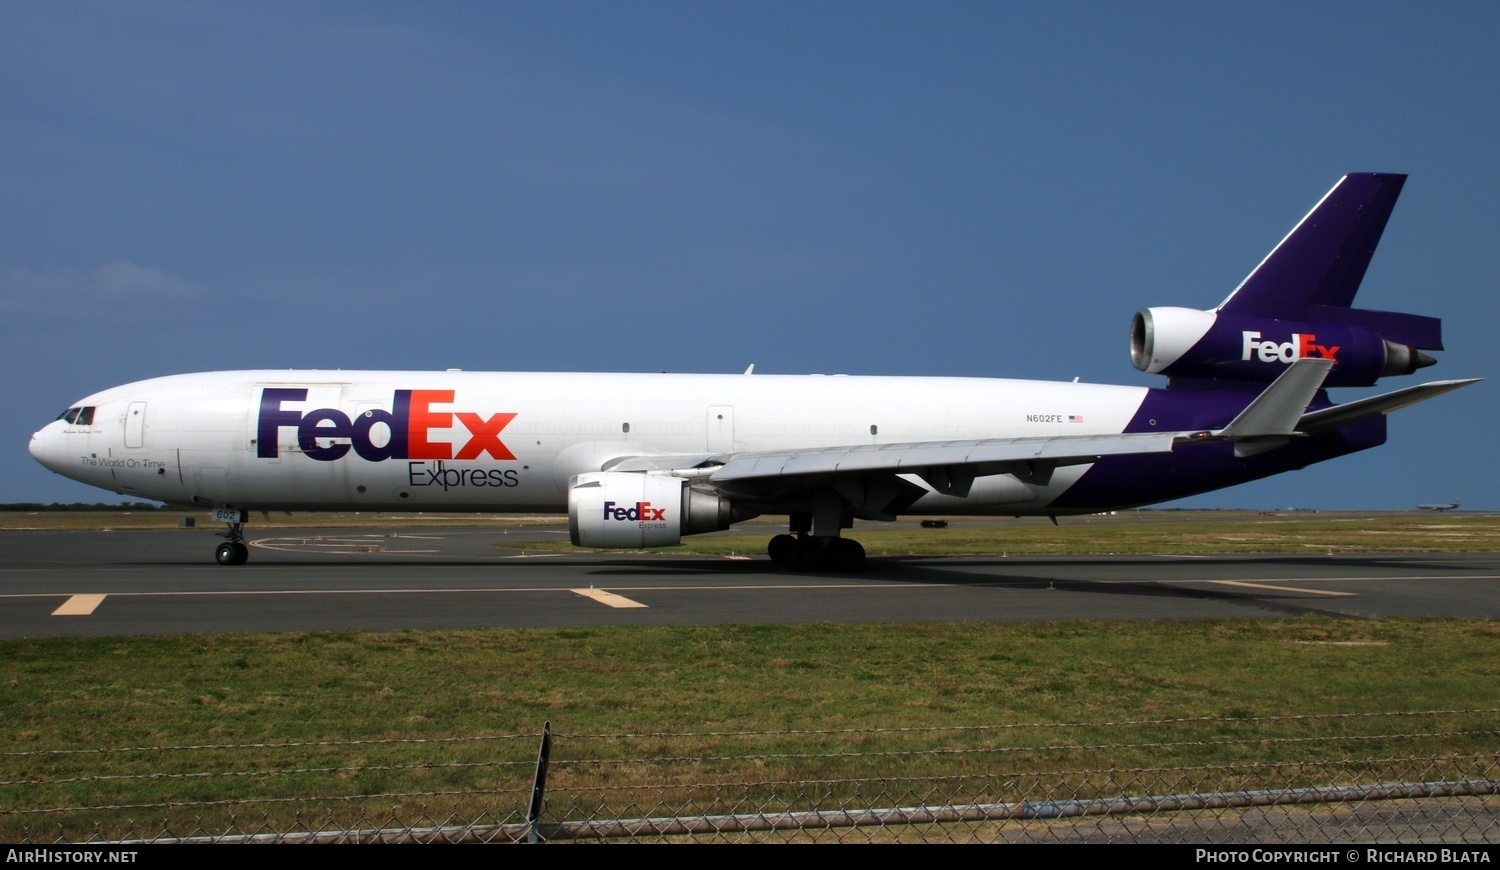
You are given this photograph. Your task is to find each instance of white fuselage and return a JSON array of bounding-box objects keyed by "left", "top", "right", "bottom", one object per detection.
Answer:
[{"left": 29, "top": 370, "right": 1152, "bottom": 515}]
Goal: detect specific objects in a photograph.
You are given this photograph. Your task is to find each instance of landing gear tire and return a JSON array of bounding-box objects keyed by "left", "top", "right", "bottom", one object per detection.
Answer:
[
  {"left": 832, "top": 538, "right": 866, "bottom": 572},
  {"left": 782, "top": 537, "right": 866, "bottom": 572},
  {"left": 768, "top": 534, "right": 798, "bottom": 565},
  {"left": 790, "top": 539, "right": 824, "bottom": 572},
  {"left": 215, "top": 541, "right": 249, "bottom": 566}
]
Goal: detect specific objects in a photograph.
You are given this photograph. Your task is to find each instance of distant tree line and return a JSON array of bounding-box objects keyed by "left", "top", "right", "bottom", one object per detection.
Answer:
[{"left": 0, "top": 502, "right": 169, "bottom": 512}]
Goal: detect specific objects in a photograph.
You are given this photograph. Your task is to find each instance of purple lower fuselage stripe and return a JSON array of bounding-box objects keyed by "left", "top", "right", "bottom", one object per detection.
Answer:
[{"left": 1049, "top": 386, "right": 1387, "bottom": 510}]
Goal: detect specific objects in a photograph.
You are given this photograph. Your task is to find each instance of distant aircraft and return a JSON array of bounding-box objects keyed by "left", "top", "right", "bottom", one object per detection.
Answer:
[
  {"left": 1417, "top": 501, "right": 1461, "bottom": 511},
  {"left": 30, "top": 174, "right": 1479, "bottom": 569}
]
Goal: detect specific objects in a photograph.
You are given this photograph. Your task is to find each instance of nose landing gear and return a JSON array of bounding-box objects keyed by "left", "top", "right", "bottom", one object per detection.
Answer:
[{"left": 213, "top": 509, "right": 250, "bottom": 565}]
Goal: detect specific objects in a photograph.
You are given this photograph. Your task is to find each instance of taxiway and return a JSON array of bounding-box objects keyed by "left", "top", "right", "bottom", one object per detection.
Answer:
[{"left": 3, "top": 526, "right": 1498, "bottom": 637}]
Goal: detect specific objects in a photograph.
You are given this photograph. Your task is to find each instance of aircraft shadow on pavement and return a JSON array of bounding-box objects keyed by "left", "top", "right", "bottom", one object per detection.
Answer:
[{"left": 575, "top": 555, "right": 1355, "bottom": 618}]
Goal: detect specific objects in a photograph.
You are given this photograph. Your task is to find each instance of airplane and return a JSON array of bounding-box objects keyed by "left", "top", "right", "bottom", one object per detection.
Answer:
[
  {"left": 1416, "top": 501, "right": 1461, "bottom": 511},
  {"left": 28, "top": 173, "right": 1479, "bottom": 570}
]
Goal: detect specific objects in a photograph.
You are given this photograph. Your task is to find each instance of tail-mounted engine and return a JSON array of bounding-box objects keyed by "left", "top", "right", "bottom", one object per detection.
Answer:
[
  {"left": 1130, "top": 307, "right": 1440, "bottom": 388},
  {"left": 568, "top": 471, "right": 753, "bottom": 548}
]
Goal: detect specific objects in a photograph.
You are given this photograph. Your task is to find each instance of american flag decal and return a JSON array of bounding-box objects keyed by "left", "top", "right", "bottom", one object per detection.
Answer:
[{"left": 1068, "top": 415, "right": 1084, "bottom": 423}]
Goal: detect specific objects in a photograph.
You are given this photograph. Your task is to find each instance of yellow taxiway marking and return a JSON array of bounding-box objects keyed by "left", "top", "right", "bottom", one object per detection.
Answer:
[
  {"left": 571, "top": 588, "right": 649, "bottom": 609},
  {"left": 52, "top": 594, "right": 107, "bottom": 615},
  {"left": 1210, "top": 580, "right": 1355, "bottom": 597}
]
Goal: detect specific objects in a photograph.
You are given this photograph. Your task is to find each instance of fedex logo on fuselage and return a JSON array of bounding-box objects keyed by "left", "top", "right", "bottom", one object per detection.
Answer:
[
  {"left": 603, "top": 501, "right": 666, "bottom": 522},
  {"left": 257, "top": 388, "right": 516, "bottom": 463},
  {"left": 1241, "top": 331, "right": 1340, "bottom": 364}
]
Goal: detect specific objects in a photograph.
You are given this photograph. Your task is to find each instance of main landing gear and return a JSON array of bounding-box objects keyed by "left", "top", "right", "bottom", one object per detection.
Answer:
[
  {"left": 215, "top": 514, "right": 250, "bottom": 565},
  {"left": 767, "top": 534, "right": 866, "bottom": 572},
  {"left": 766, "top": 502, "right": 868, "bottom": 572}
]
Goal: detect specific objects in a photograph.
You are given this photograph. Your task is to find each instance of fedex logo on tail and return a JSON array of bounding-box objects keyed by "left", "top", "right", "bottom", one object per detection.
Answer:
[
  {"left": 1241, "top": 331, "right": 1340, "bottom": 364},
  {"left": 257, "top": 388, "right": 516, "bottom": 463},
  {"left": 603, "top": 501, "right": 666, "bottom": 522}
]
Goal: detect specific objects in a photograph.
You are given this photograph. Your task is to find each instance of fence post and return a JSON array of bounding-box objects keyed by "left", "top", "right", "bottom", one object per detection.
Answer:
[{"left": 525, "top": 720, "right": 553, "bottom": 844}]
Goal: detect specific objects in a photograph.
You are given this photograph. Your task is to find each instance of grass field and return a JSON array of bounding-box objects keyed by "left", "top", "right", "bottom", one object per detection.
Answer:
[{"left": 4, "top": 618, "right": 1497, "bottom": 840}]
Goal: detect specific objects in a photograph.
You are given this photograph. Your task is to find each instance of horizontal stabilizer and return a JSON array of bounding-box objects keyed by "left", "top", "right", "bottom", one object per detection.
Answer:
[
  {"left": 1213, "top": 358, "right": 1333, "bottom": 456},
  {"left": 1298, "top": 378, "right": 1482, "bottom": 435}
]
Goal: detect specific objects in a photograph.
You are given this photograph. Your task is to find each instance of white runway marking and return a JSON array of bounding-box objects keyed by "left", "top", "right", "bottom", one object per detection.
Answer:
[
  {"left": 247, "top": 535, "right": 565, "bottom": 558},
  {"left": 571, "top": 588, "right": 649, "bottom": 609},
  {"left": 1210, "top": 580, "right": 1355, "bottom": 597},
  {"left": 252, "top": 535, "right": 441, "bottom": 555},
  {"left": 52, "top": 594, "right": 106, "bottom": 615}
]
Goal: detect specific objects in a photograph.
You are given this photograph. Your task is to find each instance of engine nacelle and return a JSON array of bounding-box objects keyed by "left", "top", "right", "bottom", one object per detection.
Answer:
[
  {"left": 1130, "top": 307, "right": 1436, "bottom": 387},
  {"left": 567, "top": 471, "right": 749, "bottom": 548}
]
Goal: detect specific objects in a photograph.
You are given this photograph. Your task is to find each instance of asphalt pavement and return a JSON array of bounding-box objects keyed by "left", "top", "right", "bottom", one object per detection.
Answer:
[{"left": 3, "top": 525, "right": 1497, "bottom": 637}]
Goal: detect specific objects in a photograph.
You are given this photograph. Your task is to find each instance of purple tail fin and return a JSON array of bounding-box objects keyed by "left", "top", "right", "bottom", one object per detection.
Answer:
[{"left": 1218, "top": 173, "right": 1440, "bottom": 350}]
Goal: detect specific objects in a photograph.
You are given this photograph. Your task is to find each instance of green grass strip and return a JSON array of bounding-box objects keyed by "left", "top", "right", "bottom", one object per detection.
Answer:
[{"left": 4, "top": 618, "right": 1497, "bottom": 840}]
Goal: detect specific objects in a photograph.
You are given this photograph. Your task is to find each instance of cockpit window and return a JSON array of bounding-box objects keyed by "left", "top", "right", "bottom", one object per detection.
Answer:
[{"left": 57, "top": 406, "right": 95, "bottom": 425}]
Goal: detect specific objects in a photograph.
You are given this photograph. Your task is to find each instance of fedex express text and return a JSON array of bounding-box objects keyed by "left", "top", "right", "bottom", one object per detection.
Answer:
[{"left": 257, "top": 388, "right": 517, "bottom": 464}]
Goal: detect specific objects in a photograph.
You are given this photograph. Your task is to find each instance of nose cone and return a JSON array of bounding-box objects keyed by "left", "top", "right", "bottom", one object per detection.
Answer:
[{"left": 29, "top": 421, "right": 67, "bottom": 474}]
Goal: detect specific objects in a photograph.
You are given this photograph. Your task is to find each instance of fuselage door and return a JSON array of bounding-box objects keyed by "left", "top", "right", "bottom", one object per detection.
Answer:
[
  {"left": 124, "top": 401, "right": 146, "bottom": 448},
  {"left": 707, "top": 405, "right": 735, "bottom": 453}
]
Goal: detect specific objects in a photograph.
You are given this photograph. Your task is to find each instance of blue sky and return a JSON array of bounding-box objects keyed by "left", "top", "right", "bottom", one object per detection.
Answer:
[{"left": 3, "top": 2, "right": 1495, "bottom": 509}]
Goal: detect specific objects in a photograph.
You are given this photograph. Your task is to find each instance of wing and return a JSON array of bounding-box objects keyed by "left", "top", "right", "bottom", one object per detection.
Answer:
[
  {"left": 601, "top": 362, "right": 1477, "bottom": 521},
  {"left": 652, "top": 360, "right": 1340, "bottom": 509},
  {"left": 606, "top": 431, "right": 1180, "bottom": 520},
  {"left": 707, "top": 432, "right": 1177, "bottom": 495}
]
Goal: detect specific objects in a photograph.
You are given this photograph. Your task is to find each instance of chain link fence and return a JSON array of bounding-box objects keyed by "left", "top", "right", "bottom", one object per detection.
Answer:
[{"left": 6, "top": 711, "right": 1496, "bottom": 843}]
